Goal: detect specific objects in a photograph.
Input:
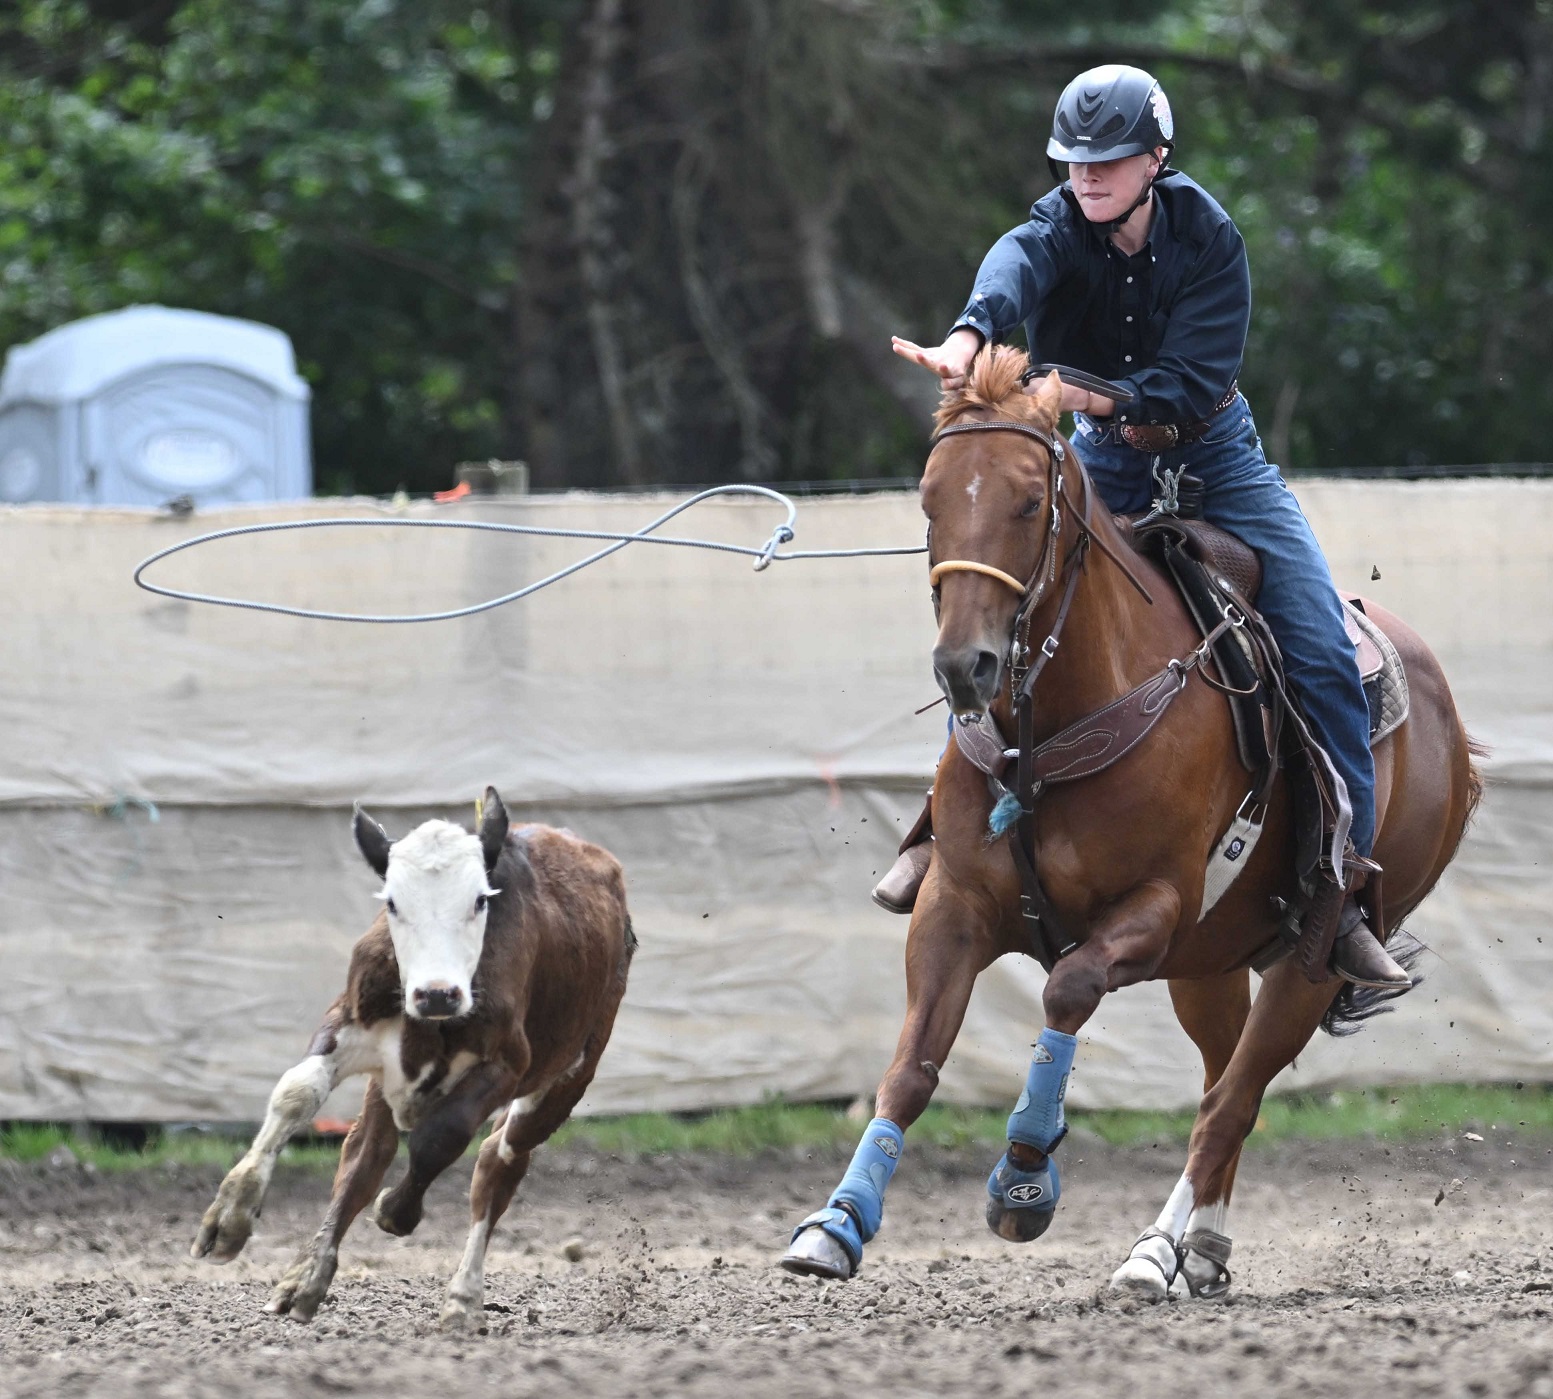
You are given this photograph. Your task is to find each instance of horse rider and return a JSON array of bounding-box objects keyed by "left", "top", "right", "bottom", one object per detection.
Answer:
[{"left": 880, "top": 63, "right": 1407, "bottom": 990}]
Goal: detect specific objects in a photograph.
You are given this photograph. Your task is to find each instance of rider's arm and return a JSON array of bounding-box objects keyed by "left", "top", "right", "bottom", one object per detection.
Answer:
[
  {"left": 1108, "top": 218, "right": 1251, "bottom": 427},
  {"left": 946, "top": 213, "right": 1070, "bottom": 348}
]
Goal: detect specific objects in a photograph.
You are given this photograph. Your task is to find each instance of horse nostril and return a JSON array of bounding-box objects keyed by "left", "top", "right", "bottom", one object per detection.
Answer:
[{"left": 971, "top": 649, "right": 1001, "bottom": 696}]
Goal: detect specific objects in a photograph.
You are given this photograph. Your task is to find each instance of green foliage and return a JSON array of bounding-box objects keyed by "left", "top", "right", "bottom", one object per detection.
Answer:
[{"left": 0, "top": 0, "right": 1546, "bottom": 489}]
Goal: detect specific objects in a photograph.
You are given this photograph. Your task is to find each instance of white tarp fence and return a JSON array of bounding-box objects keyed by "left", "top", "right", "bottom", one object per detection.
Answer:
[{"left": 1, "top": 481, "right": 1549, "bottom": 1122}]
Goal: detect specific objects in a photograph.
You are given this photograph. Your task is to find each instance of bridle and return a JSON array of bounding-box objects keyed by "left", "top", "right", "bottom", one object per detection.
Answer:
[{"left": 927, "top": 417, "right": 1150, "bottom": 704}]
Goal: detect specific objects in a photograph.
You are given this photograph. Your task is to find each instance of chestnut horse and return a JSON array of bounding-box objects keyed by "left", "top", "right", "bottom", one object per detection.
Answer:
[{"left": 783, "top": 347, "right": 1480, "bottom": 1297}]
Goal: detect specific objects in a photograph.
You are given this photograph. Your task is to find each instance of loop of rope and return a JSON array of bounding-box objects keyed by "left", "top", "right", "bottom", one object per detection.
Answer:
[{"left": 132, "top": 484, "right": 927, "bottom": 624}]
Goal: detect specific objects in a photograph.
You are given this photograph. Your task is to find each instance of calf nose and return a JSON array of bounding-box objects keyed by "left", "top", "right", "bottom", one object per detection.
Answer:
[
  {"left": 412, "top": 983, "right": 465, "bottom": 1020},
  {"left": 932, "top": 642, "right": 1003, "bottom": 714}
]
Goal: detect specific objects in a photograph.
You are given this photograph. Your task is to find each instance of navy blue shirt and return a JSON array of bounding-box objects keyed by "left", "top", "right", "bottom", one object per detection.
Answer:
[{"left": 950, "top": 169, "right": 1250, "bottom": 427}]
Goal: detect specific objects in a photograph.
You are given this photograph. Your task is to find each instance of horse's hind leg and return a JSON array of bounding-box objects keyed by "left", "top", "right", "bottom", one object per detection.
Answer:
[
  {"left": 1125, "top": 957, "right": 1339, "bottom": 1298},
  {"left": 440, "top": 1049, "right": 599, "bottom": 1331},
  {"left": 782, "top": 876, "right": 1000, "bottom": 1280},
  {"left": 1111, "top": 972, "right": 1250, "bottom": 1299},
  {"left": 266, "top": 1080, "right": 399, "bottom": 1321}
]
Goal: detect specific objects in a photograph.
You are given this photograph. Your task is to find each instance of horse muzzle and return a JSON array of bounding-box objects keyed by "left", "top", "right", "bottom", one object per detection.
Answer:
[{"left": 932, "top": 641, "right": 1004, "bottom": 716}]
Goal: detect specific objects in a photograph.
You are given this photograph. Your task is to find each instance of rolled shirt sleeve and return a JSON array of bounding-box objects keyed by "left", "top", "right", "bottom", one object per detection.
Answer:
[{"left": 949, "top": 217, "right": 1069, "bottom": 347}]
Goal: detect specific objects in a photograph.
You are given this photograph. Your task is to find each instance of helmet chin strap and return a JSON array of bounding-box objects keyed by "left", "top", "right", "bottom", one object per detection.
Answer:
[
  {"left": 1102, "top": 178, "right": 1156, "bottom": 235},
  {"left": 1101, "top": 155, "right": 1168, "bottom": 235}
]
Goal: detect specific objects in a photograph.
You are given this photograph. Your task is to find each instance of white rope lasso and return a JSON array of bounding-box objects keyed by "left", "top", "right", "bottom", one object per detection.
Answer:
[{"left": 132, "top": 484, "right": 927, "bottom": 624}]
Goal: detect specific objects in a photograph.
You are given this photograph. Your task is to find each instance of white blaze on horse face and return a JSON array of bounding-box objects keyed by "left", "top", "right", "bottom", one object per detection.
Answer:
[
  {"left": 966, "top": 472, "right": 983, "bottom": 513},
  {"left": 378, "top": 820, "right": 497, "bottom": 1020}
]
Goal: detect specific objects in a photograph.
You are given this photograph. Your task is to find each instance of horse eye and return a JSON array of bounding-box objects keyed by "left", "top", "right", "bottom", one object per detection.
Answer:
[
  {"left": 1019, "top": 499, "right": 1043, "bottom": 519},
  {"left": 385, "top": 897, "right": 398, "bottom": 917},
  {"left": 474, "top": 893, "right": 487, "bottom": 914}
]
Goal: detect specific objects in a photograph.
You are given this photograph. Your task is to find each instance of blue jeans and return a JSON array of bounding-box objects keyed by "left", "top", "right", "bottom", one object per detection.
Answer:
[{"left": 1073, "top": 394, "right": 1375, "bottom": 857}]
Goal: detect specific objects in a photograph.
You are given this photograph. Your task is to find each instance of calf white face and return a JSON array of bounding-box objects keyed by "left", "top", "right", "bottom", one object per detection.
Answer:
[{"left": 354, "top": 799, "right": 509, "bottom": 1021}]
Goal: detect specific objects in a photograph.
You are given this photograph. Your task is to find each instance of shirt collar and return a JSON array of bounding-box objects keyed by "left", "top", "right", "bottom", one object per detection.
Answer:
[{"left": 1061, "top": 181, "right": 1168, "bottom": 257}]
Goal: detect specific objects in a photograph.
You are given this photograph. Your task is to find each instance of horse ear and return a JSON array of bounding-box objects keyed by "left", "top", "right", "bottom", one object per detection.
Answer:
[
  {"left": 478, "top": 786, "right": 509, "bottom": 873},
  {"left": 1031, "top": 369, "right": 1063, "bottom": 425},
  {"left": 353, "top": 804, "right": 392, "bottom": 878}
]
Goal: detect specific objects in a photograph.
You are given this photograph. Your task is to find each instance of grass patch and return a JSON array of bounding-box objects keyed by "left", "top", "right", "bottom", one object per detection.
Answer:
[
  {"left": 0, "top": 1122, "right": 341, "bottom": 1174},
  {"left": 4, "top": 1083, "right": 1549, "bottom": 1170}
]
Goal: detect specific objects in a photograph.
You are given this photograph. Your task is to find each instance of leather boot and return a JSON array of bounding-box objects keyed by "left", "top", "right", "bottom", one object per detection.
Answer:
[
  {"left": 871, "top": 841, "right": 933, "bottom": 914},
  {"left": 1330, "top": 896, "right": 1410, "bottom": 989}
]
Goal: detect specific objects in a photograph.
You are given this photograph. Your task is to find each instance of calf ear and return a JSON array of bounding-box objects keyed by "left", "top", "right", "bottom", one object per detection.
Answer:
[
  {"left": 353, "top": 804, "right": 392, "bottom": 878},
  {"left": 479, "top": 786, "right": 509, "bottom": 873}
]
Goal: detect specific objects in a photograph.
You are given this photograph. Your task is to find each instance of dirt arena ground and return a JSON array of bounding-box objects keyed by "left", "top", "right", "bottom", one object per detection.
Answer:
[{"left": 2, "top": 1131, "right": 1550, "bottom": 1398}]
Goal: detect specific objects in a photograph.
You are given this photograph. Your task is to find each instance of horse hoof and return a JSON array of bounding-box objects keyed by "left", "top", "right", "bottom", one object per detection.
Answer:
[
  {"left": 1109, "top": 1256, "right": 1170, "bottom": 1299},
  {"left": 984, "top": 1151, "right": 1059, "bottom": 1243},
  {"left": 780, "top": 1225, "right": 855, "bottom": 1280},
  {"left": 985, "top": 1195, "right": 1056, "bottom": 1242}
]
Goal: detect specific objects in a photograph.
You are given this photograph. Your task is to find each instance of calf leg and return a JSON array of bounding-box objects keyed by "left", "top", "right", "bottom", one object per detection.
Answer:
[
  {"left": 373, "top": 1061, "right": 519, "bottom": 1237},
  {"left": 266, "top": 1080, "right": 399, "bottom": 1321},
  {"left": 192, "top": 1020, "right": 374, "bottom": 1263},
  {"left": 1112, "top": 972, "right": 1250, "bottom": 1297},
  {"left": 441, "top": 1049, "right": 600, "bottom": 1331}
]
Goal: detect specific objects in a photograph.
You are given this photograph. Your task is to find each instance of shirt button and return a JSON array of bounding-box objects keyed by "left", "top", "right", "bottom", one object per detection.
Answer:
[
  {"left": 1124, "top": 355, "right": 1132, "bottom": 362},
  {"left": 1126, "top": 315, "right": 1133, "bottom": 322},
  {"left": 1126, "top": 276, "right": 1133, "bottom": 284}
]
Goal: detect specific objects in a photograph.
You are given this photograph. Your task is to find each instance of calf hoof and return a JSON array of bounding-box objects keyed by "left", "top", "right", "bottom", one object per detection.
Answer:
[
  {"left": 372, "top": 1185, "right": 423, "bottom": 1237},
  {"left": 190, "top": 1164, "right": 264, "bottom": 1262},
  {"left": 780, "top": 1207, "right": 861, "bottom": 1280},
  {"left": 265, "top": 1244, "right": 339, "bottom": 1322},
  {"left": 985, "top": 1151, "right": 1058, "bottom": 1243}
]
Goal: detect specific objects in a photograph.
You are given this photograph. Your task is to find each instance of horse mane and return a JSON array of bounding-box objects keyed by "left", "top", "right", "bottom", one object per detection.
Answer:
[{"left": 933, "top": 345, "right": 1049, "bottom": 432}]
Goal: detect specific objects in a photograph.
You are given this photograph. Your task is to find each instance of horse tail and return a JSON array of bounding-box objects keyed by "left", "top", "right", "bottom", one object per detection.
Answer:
[{"left": 1320, "top": 729, "right": 1487, "bottom": 1038}]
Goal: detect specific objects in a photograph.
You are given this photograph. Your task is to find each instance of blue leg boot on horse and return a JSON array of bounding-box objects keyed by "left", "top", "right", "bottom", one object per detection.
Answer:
[
  {"left": 783, "top": 1117, "right": 905, "bottom": 1278},
  {"left": 985, "top": 1027, "right": 1076, "bottom": 1240}
]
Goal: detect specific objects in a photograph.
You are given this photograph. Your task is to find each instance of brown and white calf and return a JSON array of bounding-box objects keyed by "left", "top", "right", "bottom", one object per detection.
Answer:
[{"left": 191, "top": 786, "right": 634, "bottom": 1329}]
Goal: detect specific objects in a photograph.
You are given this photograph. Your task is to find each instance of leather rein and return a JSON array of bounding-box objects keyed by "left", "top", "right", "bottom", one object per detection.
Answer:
[{"left": 926, "top": 417, "right": 1226, "bottom": 971}]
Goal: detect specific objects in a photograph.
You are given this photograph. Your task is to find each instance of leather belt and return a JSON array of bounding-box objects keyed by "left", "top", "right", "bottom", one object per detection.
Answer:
[{"left": 1116, "top": 383, "right": 1239, "bottom": 454}]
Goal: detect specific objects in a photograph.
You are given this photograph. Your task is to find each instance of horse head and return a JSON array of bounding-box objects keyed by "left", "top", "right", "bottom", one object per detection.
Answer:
[
  {"left": 352, "top": 788, "right": 509, "bottom": 1020},
  {"left": 922, "top": 349, "right": 1068, "bottom": 716}
]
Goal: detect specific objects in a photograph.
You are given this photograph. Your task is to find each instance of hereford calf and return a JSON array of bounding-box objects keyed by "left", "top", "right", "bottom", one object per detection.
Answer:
[{"left": 191, "top": 786, "right": 634, "bottom": 1330}]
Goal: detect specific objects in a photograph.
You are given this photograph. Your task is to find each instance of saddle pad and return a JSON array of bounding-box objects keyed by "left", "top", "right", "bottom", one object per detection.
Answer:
[{"left": 1343, "top": 599, "right": 1410, "bottom": 745}]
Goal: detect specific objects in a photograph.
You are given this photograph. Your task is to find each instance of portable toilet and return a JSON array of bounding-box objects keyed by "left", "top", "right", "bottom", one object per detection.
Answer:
[{"left": 0, "top": 305, "right": 311, "bottom": 506}]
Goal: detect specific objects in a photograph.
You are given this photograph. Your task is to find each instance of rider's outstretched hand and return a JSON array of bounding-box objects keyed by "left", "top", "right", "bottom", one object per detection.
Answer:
[{"left": 891, "top": 327, "right": 983, "bottom": 391}]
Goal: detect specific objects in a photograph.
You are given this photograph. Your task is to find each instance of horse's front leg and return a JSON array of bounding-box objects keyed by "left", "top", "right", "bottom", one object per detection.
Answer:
[
  {"left": 781, "top": 872, "right": 1001, "bottom": 1279},
  {"left": 986, "top": 878, "right": 1178, "bottom": 1243}
]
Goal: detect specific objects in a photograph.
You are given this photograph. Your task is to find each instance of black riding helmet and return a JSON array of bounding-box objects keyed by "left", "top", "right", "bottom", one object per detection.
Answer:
[{"left": 1047, "top": 65, "right": 1174, "bottom": 231}]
